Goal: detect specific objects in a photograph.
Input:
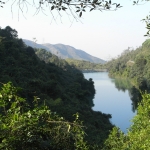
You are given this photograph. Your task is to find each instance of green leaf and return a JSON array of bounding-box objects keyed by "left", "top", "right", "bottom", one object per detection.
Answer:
[
  {"left": 62, "top": 6, "right": 67, "bottom": 11},
  {"left": 116, "top": 4, "right": 120, "bottom": 7},
  {"left": 51, "top": 5, "right": 54, "bottom": 10},
  {"left": 79, "top": 11, "right": 82, "bottom": 17},
  {"left": 90, "top": 8, "right": 94, "bottom": 11}
]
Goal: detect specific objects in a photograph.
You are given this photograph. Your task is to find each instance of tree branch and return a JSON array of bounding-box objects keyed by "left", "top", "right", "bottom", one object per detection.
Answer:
[{"left": 4, "top": 0, "right": 122, "bottom": 21}]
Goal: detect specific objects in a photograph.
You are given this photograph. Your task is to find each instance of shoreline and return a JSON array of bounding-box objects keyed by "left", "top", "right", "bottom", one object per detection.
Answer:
[{"left": 81, "top": 69, "right": 108, "bottom": 73}]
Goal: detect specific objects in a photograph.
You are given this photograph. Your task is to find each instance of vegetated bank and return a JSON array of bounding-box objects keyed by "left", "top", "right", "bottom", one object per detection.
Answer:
[
  {"left": 105, "top": 40, "right": 150, "bottom": 108},
  {"left": 0, "top": 26, "right": 113, "bottom": 149},
  {"left": 107, "top": 40, "right": 150, "bottom": 92},
  {"left": 100, "top": 40, "right": 150, "bottom": 149}
]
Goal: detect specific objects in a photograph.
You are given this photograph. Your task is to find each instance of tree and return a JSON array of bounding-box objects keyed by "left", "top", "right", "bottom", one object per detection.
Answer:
[
  {"left": 0, "top": 1, "right": 5, "bottom": 8},
  {"left": 133, "top": 0, "right": 150, "bottom": 36},
  {"left": 1, "top": 0, "right": 121, "bottom": 20},
  {"left": 0, "top": 82, "right": 89, "bottom": 149},
  {"left": 142, "top": 13, "right": 150, "bottom": 36},
  {"left": 132, "top": 0, "right": 150, "bottom": 36},
  {"left": 103, "top": 92, "right": 150, "bottom": 150},
  {"left": 0, "top": 26, "right": 18, "bottom": 40}
]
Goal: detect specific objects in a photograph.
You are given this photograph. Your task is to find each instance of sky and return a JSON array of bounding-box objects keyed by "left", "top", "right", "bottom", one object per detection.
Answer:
[{"left": 0, "top": 0, "right": 150, "bottom": 60}]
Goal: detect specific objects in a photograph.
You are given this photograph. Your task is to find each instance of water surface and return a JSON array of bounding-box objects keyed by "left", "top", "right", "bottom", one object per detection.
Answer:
[{"left": 84, "top": 72, "right": 136, "bottom": 133}]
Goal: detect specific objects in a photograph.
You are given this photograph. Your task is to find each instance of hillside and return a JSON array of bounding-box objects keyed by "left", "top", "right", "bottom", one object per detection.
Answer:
[
  {"left": 107, "top": 39, "right": 150, "bottom": 92},
  {"left": 34, "top": 49, "right": 106, "bottom": 71},
  {"left": 0, "top": 26, "right": 113, "bottom": 149},
  {"left": 23, "top": 39, "right": 106, "bottom": 64},
  {"left": 65, "top": 58, "right": 106, "bottom": 72}
]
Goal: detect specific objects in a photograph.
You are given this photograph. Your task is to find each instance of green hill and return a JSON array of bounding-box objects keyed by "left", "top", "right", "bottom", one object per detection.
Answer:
[
  {"left": 0, "top": 26, "right": 113, "bottom": 149},
  {"left": 107, "top": 39, "right": 150, "bottom": 92}
]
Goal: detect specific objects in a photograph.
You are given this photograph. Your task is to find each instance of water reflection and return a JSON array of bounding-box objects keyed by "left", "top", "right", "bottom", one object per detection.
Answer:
[
  {"left": 111, "top": 78, "right": 132, "bottom": 92},
  {"left": 111, "top": 78, "right": 142, "bottom": 112},
  {"left": 84, "top": 72, "right": 137, "bottom": 133}
]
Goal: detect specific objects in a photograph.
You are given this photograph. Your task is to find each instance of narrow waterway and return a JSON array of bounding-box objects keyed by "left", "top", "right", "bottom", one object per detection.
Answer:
[{"left": 84, "top": 72, "right": 136, "bottom": 133}]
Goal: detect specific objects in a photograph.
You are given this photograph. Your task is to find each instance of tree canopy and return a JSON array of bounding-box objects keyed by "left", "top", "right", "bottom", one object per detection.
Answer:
[
  {"left": 0, "top": 26, "right": 113, "bottom": 149},
  {"left": 0, "top": 82, "right": 88, "bottom": 150},
  {"left": 103, "top": 92, "right": 150, "bottom": 150}
]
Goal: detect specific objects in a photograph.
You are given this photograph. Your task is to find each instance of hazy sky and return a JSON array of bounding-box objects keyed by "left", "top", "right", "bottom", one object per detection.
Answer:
[{"left": 0, "top": 0, "right": 149, "bottom": 60}]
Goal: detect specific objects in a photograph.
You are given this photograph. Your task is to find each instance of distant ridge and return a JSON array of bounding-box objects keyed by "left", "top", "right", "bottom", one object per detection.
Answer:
[{"left": 23, "top": 39, "right": 106, "bottom": 64}]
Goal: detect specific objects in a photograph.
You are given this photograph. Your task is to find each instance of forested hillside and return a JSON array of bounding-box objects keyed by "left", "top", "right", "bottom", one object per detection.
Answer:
[
  {"left": 103, "top": 93, "right": 150, "bottom": 150},
  {"left": 34, "top": 49, "right": 105, "bottom": 71},
  {"left": 65, "top": 58, "right": 105, "bottom": 71},
  {"left": 0, "top": 26, "right": 113, "bottom": 149},
  {"left": 101, "top": 40, "right": 150, "bottom": 150},
  {"left": 107, "top": 39, "right": 150, "bottom": 92}
]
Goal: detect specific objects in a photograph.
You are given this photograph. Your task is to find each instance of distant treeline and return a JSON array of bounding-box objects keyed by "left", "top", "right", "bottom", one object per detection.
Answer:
[
  {"left": 35, "top": 48, "right": 107, "bottom": 72},
  {"left": 65, "top": 58, "right": 106, "bottom": 71}
]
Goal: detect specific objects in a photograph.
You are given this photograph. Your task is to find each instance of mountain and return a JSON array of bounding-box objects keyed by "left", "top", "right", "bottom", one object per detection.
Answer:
[{"left": 23, "top": 39, "right": 106, "bottom": 64}]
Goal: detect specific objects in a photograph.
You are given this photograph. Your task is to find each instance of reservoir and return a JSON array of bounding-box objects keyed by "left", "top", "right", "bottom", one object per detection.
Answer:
[{"left": 84, "top": 72, "right": 136, "bottom": 133}]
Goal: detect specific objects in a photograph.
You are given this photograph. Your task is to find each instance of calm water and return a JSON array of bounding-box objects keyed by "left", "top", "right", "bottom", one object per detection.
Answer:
[{"left": 84, "top": 72, "right": 136, "bottom": 133}]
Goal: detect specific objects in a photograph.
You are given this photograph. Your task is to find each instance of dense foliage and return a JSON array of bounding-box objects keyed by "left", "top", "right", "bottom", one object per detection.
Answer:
[
  {"left": 106, "top": 40, "right": 150, "bottom": 110},
  {"left": 101, "top": 39, "right": 150, "bottom": 149},
  {"left": 0, "top": 82, "right": 88, "bottom": 150},
  {"left": 107, "top": 39, "right": 150, "bottom": 92},
  {"left": 0, "top": 26, "right": 113, "bottom": 148},
  {"left": 103, "top": 92, "right": 150, "bottom": 150}
]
